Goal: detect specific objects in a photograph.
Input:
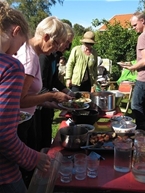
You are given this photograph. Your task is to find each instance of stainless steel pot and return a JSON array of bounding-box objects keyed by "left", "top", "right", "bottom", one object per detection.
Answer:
[
  {"left": 59, "top": 124, "right": 95, "bottom": 150},
  {"left": 90, "top": 91, "right": 115, "bottom": 111},
  {"left": 109, "top": 90, "right": 124, "bottom": 107}
]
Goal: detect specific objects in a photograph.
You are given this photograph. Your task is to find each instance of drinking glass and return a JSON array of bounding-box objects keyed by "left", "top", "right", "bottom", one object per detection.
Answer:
[
  {"left": 114, "top": 138, "right": 133, "bottom": 172},
  {"left": 59, "top": 158, "right": 73, "bottom": 183},
  {"left": 74, "top": 153, "right": 87, "bottom": 180},
  {"left": 87, "top": 156, "right": 100, "bottom": 178}
]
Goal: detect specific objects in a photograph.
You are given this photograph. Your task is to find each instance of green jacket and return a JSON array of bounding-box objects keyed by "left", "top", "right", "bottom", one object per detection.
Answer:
[{"left": 65, "top": 45, "right": 98, "bottom": 86}]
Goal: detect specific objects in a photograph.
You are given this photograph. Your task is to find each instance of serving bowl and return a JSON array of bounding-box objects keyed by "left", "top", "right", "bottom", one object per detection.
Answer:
[
  {"left": 71, "top": 109, "right": 99, "bottom": 125},
  {"left": 111, "top": 115, "right": 133, "bottom": 125},
  {"left": 59, "top": 124, "right": 95, "bottom": 150},
  {"left": 112, "top": 121, "right": 137, "bottom": 134}
]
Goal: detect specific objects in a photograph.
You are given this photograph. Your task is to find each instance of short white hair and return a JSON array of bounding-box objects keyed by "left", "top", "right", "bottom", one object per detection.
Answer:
[{"left": 35, "top": 16, "right": 67, "bottom": 43}]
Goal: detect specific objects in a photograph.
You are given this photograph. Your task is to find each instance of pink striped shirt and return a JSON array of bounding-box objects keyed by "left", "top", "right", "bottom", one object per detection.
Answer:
[{"left": 0, "top": 53, "right": 39, "bottom": 185}]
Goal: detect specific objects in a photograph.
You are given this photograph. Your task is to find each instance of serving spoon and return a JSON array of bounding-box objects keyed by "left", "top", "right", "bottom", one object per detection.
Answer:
[{"left": 80, "top": 141, "right": 103, "bottom": 149}]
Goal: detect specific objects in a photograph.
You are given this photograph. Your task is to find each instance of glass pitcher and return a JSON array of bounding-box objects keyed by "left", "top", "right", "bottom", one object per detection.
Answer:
[
  {"left": 132, "top": 130, "right": 145, "bottom": 183},
  {"left": 27, "top": 149, "right": 63, "bottom": 193}
]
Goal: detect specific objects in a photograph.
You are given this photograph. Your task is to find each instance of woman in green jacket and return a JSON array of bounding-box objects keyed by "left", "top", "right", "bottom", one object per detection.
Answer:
[{"left": 65, "top": 31, "right": 98, "bottom": 92}]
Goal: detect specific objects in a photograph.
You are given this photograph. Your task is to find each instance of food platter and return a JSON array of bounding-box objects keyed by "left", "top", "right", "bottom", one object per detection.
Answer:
[
  {"left": 58, "top": 102, "right": 89, "bottom": 111},
  {"left": 19, "top": 111, "right": 32, "bottom": 124},
  {"left": 85, "top": 132, "right": 116, "bottom": 150},
  {"left": 84, "top": 131, "right": 135, "bottom": 151}
]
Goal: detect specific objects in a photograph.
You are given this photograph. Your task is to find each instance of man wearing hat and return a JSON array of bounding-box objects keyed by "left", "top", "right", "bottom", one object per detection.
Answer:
[{"left": 65, "top": 31, "right": 98, "bottom": 92}]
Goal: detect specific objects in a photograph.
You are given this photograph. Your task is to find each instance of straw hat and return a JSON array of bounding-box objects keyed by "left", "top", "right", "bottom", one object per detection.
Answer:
[{"left": 80, "top": 31, "right": 96, "bottom": 44}]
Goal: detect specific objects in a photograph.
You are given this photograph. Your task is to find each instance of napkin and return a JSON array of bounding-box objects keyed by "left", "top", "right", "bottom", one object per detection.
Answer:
[{"left": 88, "top": 151, "right": 105, "bottom": 160}]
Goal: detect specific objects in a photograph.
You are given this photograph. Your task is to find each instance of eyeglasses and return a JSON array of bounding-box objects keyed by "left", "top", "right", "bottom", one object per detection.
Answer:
[
  {"left": 53, "top": 39, "right": 60, "bottom": 48},
  {"left": 51, "top": 37, "right": 59, "bottom": 48}
]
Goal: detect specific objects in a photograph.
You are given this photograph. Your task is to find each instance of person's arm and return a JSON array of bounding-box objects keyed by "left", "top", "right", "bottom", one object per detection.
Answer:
[
  {"left": 20, "top": 74, "right": 58, "bottom": 108},
  {"left": 125, "top": 50, "right": 145, "bottom": 70},
  {"left": 20, "top": 47, "right": 72, "bottom": 108},
  {"left": 20, "top": 90, "right": 72, "bottom": 109}
]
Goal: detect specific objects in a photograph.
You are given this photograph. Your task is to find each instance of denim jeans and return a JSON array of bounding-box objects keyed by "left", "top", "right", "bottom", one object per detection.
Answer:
[
  {"left": 0, "top": 178, "right": 27, "bottom": 193},
  {"left": 131, "top": 80, "right": 145, "bottom": 129}
]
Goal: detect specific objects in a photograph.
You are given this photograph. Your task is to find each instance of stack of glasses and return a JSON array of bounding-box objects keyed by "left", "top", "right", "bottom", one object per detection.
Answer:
[{"left": 59, "top": 152, "right": 100, "bottom": 183}]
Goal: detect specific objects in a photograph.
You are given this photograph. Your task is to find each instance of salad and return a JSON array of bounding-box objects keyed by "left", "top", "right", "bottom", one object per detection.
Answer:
[{"left": 62, "top": 100, "right": 85, "bottom": 108}]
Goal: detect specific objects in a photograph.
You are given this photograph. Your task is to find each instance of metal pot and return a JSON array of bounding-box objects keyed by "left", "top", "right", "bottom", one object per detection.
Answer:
[
  {"left": 90, "top": 91, "right": 115, "bottom": 111},
  {"left": 59, "top": 124, "right": 95, "bottom": 150},
  {"left": 109, "top": 90, "right": 124, "bottom": 107}
]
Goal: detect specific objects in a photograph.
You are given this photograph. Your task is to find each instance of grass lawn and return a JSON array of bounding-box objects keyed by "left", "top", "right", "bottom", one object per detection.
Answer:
[{"left": 52, "top": 109, "right": 64, "bottom": 138}]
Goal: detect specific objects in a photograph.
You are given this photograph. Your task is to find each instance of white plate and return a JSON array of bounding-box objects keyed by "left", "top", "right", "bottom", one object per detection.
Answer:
[
  {"left": 117, "top": 62, "right": 131, "bottom": 67},
  {"left": 58, "top": 103, "right": 89, "bottom": 111},
  {"left": 19, "top": 111, "right": 32, "bottom": 124},
  {"left": 85, "top": 98, "right": 92, "bottom": 103},
  {"left": 117, "top": 62, "right": 124, "bottom": 66}
]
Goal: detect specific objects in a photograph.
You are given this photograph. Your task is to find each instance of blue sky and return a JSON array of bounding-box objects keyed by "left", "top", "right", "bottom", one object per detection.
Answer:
[{"left": 50, "top": 0, "right": 140, "bottom": 28}]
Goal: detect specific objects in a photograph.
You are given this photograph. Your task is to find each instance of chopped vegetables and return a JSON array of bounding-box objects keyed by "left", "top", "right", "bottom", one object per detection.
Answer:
[
  {"left": 62, "top": 100, "right": 85, "bottom": 108},
  {"left": 74, "top": 92, "right": 91, "bottom": 103}
]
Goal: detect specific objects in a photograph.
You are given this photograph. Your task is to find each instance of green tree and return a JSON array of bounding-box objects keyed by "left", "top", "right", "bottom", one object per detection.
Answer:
[
  {"left": 94, "top": 21, "right": 138, "bottom": 80},
  {"left": 6, "top": 0, "right": 64, "bottom": 34},
  {"left": 64, "top": 35, "right": 81, "bottom": 59},
  {"left": 138, "top": 0, "right": 145, "bottom": 11},
  {"left": 73, "top": 23, "right": 85, "bottom": 36},
  {"left": 63, "top": 20, "right": 138, "bottom": 81},
  {"left": 72, "top": 23, "right": 93, "bottom": 38},
  {"left": 61, "top": 19, "right": 72, "bottom": 27},
  {"left": 92, "top": 18, "right": 109, "bottom": 28}
]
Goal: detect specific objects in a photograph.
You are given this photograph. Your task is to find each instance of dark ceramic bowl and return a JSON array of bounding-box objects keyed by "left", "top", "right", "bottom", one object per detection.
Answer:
[{"left": 71, "top": 109, "right": 99, "bottom": 125}]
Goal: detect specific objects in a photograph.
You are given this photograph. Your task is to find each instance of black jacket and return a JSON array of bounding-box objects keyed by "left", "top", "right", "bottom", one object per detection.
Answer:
[{"left": 39, "top": 52, "right": 66, "bottom": 91}]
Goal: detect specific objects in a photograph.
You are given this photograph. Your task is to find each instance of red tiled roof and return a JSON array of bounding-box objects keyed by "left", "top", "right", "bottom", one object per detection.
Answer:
[{"left": 99, "top": 14, "right": 133, "bottom": 31}]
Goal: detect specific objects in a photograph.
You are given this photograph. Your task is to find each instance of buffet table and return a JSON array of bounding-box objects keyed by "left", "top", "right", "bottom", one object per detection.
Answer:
[
  {"left": 47, "top": 120, "right": 145, "bottom": 193},
  {"left": 59, "top": 106, "right": 123, "bottom": 132}
]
